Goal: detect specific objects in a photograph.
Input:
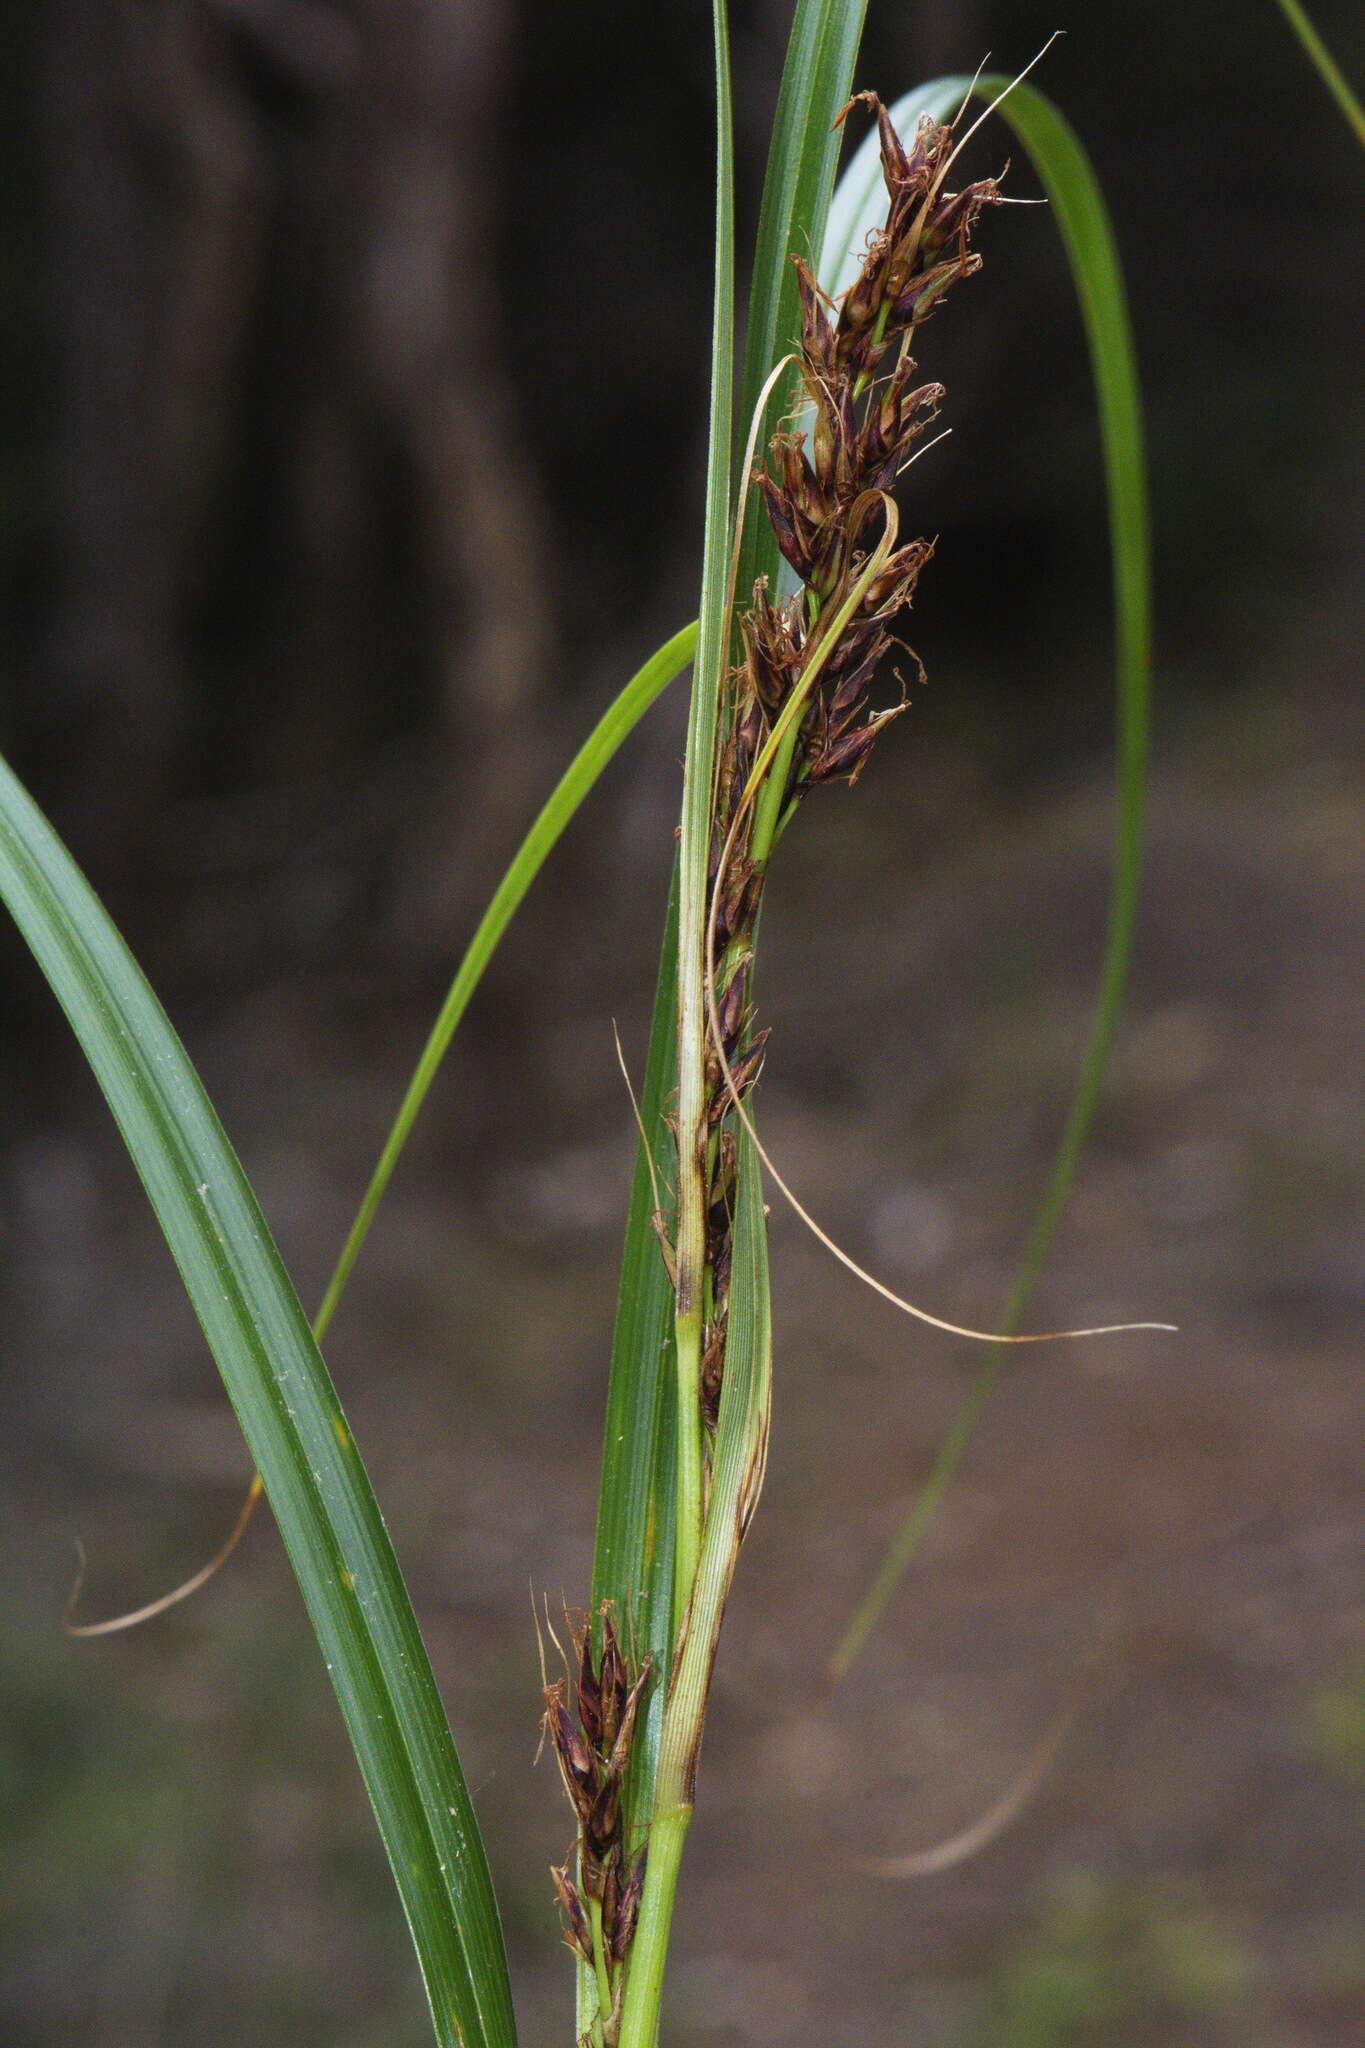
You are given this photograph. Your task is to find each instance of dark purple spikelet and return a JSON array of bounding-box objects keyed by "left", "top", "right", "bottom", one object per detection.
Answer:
[
  {"left": 542, "top": 1606, "right": 652, "bottom": 2012},
  {"left": 692, "top": 96, "right": 1001, "bottom": 1437}
]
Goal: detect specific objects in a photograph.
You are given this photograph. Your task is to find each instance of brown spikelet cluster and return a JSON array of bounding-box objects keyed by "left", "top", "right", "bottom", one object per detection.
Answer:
[
  {"left": 543, "top": 1608, "right": 649, "bottom": 2037},
  {"left": 697, "top": 96, "right": 1003, "bottom": 1434},
  {"left": 545, "top": 98, "right": 1003, "bottom": 2001}
]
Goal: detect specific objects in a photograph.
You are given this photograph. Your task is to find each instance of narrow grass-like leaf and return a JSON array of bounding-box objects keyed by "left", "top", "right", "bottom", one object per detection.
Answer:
[
  {"left": 597, "top": 5, "right": 741, "bottom": 2021},
  {"left": 0, "top": 755, "right": 517, "bottom": 2048},
  {"left": 601, "top": 10, "right": 872, "bottom": 2040},
  {"left": 316, "top": 622, "right": 698, "bottom": 1341},
  {"left": 824, "top": 77, "right": 1153, "bottom": 1680},
  {"left": 669, "top": 0, "right": 740, "bottom": 1621},
  {"left": 735, "top": 0, "right": 869, "bottom": 600},
  {"left": 588, "top": 0, "right": 869, "bottom": 1856},
  {"left": 590, "top": 870, "right": 680, "bottom": 1820},
  {"left": 71, "top": 624, "right": 697, "bottom": 1637},
  {"left": 1272, "top": 0, "right": 1365, "bottom": 141}
]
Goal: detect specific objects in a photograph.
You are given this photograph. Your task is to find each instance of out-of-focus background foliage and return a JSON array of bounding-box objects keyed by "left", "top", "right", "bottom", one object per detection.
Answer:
[{"left": 1, "top": 3, "right": 1361, "bottom": 2044}]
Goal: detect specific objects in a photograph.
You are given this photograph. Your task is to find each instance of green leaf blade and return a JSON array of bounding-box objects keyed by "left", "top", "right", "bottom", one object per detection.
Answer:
[
  {"left": 590, "top": 869, "right": 680, "bottom": 1821},
  {"left": 667, "top": 0, "right": 741, "bottom": 1627},
  {"left": 315, "top": 620, "right": 698, "bottom": 1349},
  {"left": 1273, "top": 0, "right": 1365, "bottom": 142},
  {"left": 0, "top": 755, "right": 517, "bottom": 2048},
  {"left": 736, "top": 0, "right": 870, "bottom": 600}
]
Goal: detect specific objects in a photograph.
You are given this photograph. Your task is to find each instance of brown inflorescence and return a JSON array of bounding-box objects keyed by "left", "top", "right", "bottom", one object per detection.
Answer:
[
  {"left": 548, "top": 96, "right": 1003, "bottom": 2006},
  {"left": 543, "top": 1607, "right": 650, "bottom": 2037},
  {"left": 696, "top": 96, "right": 1002, "bottom": 1437}
]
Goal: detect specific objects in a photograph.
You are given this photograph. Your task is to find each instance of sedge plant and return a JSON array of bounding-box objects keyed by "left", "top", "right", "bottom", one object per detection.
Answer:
[{"left": 1, "top": 5, "right": 1162, "bottom": 2044}]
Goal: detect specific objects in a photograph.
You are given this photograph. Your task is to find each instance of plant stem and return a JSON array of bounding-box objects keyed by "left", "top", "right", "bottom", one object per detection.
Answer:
[
  {"left": 613, "top": 0, "right": 870, "bottom": 2031},
  {"left": 618, "top": 1513, "right": 738, "bottom": 2048},
  {"left": 588, "top": 1896, "right": 614, "bottom": 2043},
  {"left": 614, "top": 1805, "right": 690, "bottom": 2048},
  {"left": 670, "top": 1309, "right": 705, "bottom": 1618},
  {"left": 620, "top": 1150, "right": 771, "bottom": 2048}
]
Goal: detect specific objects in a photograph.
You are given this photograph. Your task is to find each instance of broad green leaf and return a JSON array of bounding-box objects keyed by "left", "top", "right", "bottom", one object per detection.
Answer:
[
  {"left": 0, "top": 754, "right": 517, "bottom": 2048},
  {"left": 824, "top": 77, "right": 1154, "bottom": 1680}
]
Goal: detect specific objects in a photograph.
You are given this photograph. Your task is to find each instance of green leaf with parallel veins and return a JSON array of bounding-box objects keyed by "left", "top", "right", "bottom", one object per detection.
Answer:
[{"left": 0, "top": 753, "right": 517, "bottom": 2048}]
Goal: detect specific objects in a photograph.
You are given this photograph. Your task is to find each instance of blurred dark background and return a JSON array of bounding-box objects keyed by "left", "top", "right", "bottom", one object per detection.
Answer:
[{"left": 2, "top": 3, "right": 1361, "bottom": 2044}]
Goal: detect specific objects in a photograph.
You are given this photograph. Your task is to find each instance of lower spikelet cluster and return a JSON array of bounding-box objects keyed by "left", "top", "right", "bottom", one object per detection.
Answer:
[{"left": 543, "top": 1608, "right": 649, "bottom": 2040}]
